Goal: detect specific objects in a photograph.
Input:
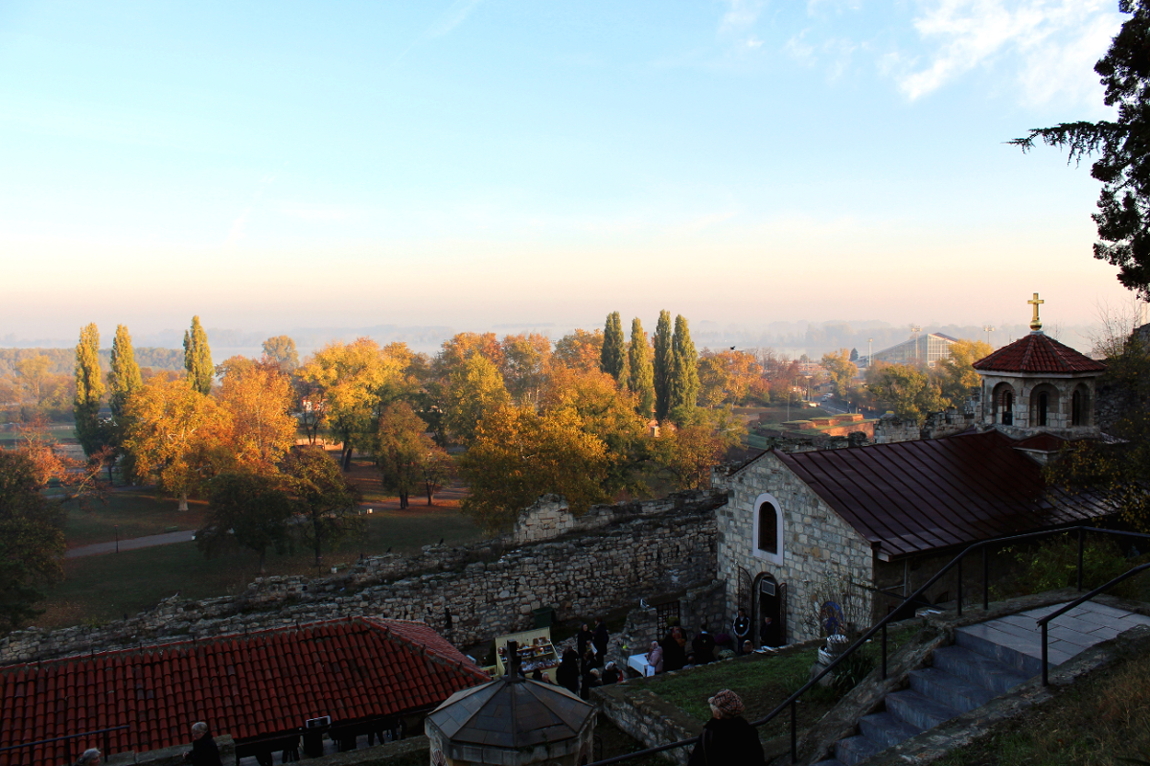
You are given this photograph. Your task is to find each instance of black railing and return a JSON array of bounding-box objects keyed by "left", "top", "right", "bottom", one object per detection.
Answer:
[
  {"left": 586, "top": 525, "right": 1150, "bottom": 766},
  {"left": 1037, "top": 560, "right": 1150, "bottom": 685},
  {"left": 0, "top": 724, "right": 129, "bottom": 763}
]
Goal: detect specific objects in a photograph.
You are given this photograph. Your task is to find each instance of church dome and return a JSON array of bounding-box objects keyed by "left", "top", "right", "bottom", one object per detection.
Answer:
[{"left": 972, "top": 333, "right": 1106, "bottom": 375}]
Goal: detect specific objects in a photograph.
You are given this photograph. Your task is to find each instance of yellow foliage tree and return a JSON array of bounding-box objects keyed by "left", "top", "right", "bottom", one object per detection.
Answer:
[
  {"left": 458, "top": 406, "right": 610, "bottom": 533},
  {"left": 124, "top": 378, "right": 230, "bottom": 510}
]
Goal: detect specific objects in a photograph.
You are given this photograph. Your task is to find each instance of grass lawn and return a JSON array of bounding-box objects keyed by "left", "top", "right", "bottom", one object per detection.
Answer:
[
  {"left": 36, "top": 503, "right": 486, "bottom": 629},
  {"left": 60, "top": 489, "right": 210, "bottom": 547},
  {"left": 645, "top": 624, "right": 922, "bottom": 741}
]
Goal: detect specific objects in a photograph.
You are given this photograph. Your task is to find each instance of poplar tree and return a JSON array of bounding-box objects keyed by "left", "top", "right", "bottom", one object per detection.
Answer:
[
  {"left": 109, "top": 324, "right": 143, "bottom": 421},
  {"left": 73, "top": 323, "right": 105, "bottom": 456},
  {"left": 653, "top": 310, "right": 673, "bottom": 421},
  {"left": 669, "top": 314, "right": 700, "bottom": 425},
  {"left": 600, "top": 311, "right": 627, "bottom": 382},
  {"left": 627, "top": 318, "right": 656, "bottom": 419},
  {"left": 183, "top": 316, "right": 214, "bottom": 395}
]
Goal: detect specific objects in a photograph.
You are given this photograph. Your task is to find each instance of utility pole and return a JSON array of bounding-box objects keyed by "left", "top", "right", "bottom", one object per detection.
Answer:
[{"left": 983, "top": 325, "right": 994, "bottom": 347}]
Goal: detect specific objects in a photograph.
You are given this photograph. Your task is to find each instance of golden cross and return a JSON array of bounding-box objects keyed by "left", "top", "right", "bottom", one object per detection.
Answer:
[{"left": 1028, "top": 292, "right": 1044, "bottom": 331}]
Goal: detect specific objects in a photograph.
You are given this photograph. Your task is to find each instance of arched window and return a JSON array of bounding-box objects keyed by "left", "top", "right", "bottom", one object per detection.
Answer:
[
  {"left": 758, "top": 504, "right": 778, "bottom": 554},
  {"left": 1037, "top": 391, "right": 1048, "bottom": 426},
  {"left": 752, "top": 493, "right": 784, "bottom": 565},
  {"left": 1072, "top": 388, "right": 1087, "bottom": 426}
]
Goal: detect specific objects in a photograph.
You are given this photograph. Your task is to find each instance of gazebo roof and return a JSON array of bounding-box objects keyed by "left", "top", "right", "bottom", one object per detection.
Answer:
[{"left": 427, "top": 676, "right": 593, "bottom": 749}]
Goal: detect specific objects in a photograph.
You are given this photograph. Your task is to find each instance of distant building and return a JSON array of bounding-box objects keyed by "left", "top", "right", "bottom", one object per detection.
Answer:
[{"left": 862, "top": 332, "right": 958, "bottom": 369}]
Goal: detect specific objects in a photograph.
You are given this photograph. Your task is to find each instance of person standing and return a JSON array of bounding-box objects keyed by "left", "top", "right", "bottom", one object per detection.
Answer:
[
  {"left": 646, "top": 640, "right": 664, "bottom": 675},
  {"left": 556, "top": 648, "right": 581, "bottom": 695},
  {"left": 576, "top": 623, "right": 594, "bottom": 658},
  {"left": 687, "top": 690, "right": 764, "bottom": 766},
  {"left": 732, "top": 608, "right": 751, "bottom": 654},
  {"left": 692, "top": 626, "right": 716, "bottom": 664},
  {"left": 592, "top": 617, "right": 609, "bottom": 663},
  {"left": 184, "top": 722, "right": 223, "bottom": 766}
]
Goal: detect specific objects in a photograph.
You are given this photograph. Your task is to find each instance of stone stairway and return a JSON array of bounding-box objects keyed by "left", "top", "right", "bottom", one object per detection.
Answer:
[{"left": 814, "top": 601, "right": 1150, "bottom": 766}]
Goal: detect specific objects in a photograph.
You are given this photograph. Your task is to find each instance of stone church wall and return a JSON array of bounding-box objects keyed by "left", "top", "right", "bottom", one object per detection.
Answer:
[
  {"left": 1, "top": 492, "right": 726, "bottom": 665},
  {"left": 712, "top": 453, "right": 874, "bottom": 644}
]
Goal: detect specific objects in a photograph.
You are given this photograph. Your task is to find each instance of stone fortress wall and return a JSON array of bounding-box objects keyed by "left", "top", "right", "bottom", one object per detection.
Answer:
[{"left": 0, "top": 491, "right": 727, "bottom": 665}]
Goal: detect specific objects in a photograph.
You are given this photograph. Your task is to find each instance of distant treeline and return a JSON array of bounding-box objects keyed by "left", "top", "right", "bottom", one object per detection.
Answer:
[{"left": 0, "top": 347, "right": 184, "bottom": 377}]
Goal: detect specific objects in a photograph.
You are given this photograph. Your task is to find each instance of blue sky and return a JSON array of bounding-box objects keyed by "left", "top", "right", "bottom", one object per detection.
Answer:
[{"left": 0, "top": 0, "right": 1137, "bottom": 343}]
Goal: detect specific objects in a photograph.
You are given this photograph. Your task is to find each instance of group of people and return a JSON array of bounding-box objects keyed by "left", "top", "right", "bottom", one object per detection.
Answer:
[
  {"left": 732, "top": 607, "right": 774, "bottom": 654},
  {"left": 555, "top": 617, "right": 623, "bottom": 698},
  {"left": 73, "top": 722, "right": 222, "bottom": 766},
  {"left": 645, "top": 624, "right": 716, "bottom": 674}
]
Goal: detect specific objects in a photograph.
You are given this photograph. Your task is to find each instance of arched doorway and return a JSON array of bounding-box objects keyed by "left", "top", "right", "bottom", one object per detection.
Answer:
[{"left": 752, "top": 573, "right": 787, "bottom": 648}]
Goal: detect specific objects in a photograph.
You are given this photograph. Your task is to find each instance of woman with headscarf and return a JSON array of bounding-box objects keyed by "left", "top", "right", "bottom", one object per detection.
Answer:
[{"left": 687, "top": 689, "right": 764, "bottom": 766}]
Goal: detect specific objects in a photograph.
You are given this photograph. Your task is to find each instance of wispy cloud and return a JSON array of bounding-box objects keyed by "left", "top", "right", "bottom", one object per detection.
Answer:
[
  {"left": 897, "top": 0, "right": 1121, "bottom": 102},
  {"left": 388, "top": 0, "right": 486, "bottom": 70},
  {"left": 428, "top": 0, "right": 485, "bottom": 38},
  {"left": 718, "top": 0, "right": 768, "bottom": 52}
]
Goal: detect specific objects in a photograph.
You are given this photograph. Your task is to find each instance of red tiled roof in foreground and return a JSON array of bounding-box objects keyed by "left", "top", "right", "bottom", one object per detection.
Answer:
[
  {"left": 972, "top": 332, "right": 1106, "bottom": 374},
  {"left": 0, "top": 618, "right": 486, "bottom": 766},
  {"left": 774, "top": 430, "right": 1112, "bottom": 559}
]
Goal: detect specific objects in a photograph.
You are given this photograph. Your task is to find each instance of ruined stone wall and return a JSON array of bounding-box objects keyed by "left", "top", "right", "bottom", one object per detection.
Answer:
[{"left": 1, "top": 492, "right": 726, "bottom": 665}]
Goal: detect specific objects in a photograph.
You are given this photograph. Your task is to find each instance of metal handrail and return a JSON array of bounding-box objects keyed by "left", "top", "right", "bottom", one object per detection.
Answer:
[
  {"left": 0, "top": 724, "right": 130, "bottom": 758},
  {"left": 585, "top": 524, "right": 1150, "bottom": 766},
  {"left": 1037, "top": 560, "right": 1150, "bottom": 685}
]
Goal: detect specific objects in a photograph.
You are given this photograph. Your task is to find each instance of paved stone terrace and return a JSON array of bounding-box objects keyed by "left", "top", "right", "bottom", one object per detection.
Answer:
[{"left": 963, "top": 600, "right": 1150, "bottom": 668}]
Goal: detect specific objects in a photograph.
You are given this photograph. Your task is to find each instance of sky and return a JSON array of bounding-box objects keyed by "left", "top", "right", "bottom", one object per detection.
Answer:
[{"left": 0, "top": 0, "right": 1139, "bottom": 346}]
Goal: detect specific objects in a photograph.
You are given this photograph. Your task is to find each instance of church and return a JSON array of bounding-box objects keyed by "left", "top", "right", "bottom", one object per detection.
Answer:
[{"left": 711, "top": 295, "right": 1113, "bottom": 645}]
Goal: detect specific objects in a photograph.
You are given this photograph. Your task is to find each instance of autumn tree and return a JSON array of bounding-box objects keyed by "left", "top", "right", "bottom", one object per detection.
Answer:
[
  {"left": 552, "top": 328, "right": 603, "bottom": 374},
  {"left": 0, "top": 450, "right": 66, "bottom": 634},
  {"left": 500, "top": 333, "right": 551, "bottom": 407},
  {"left": 652, "top": 408, "right": 745, "bottom": 491},
  {"left": 371, "top": 401, "right": 446, "bottom": 509},
  {"left": 627, "top": 318, "right": 656, "bottom": 418},
  {"left": 542, "top": 365, "right": 648, "bottom": 497},
  {"left": 284, "top": 446, "right": 363, "bottom": 566},
  {"left": 73, "top": 323, "right": 106, "bottom": 457},
  {"left": 600, "top": 311, "right": 627, "bottom": 382},
  {"left": 14, "top": 355, "right": 71, "bottom": 420},
  {"left": 668, "top": 314, "right": 700, "bottom": 424},
  {"left": 933, "top": 339, "right": 993, "bottom": 406},
  {"left": 820, "top": 348, "right": 857, "bottom": 399},
  {"left": 183, "top": 316, "right": 214, "bottom": 395},
  {"left": 867, "top": 363, "right": 944, "bottom": 424},
  {"left": 296, "top": 339, "right": 404, "bottom": 469},
  {"left": 653, "top": 311, "right": 673, "bottom": 420},
  {"left": 442, "top": 353, "right": 511, "bottom": 446},
  {"left": 459, "top": 406, "right": 610, "bottom": 533},
  {"left": 261, "top": 335, "right": 300, "bottom": 373},
  {"left": 124, "top": 378, "right": 229, "bottom": 510},
  {"left": 698, "top": 349, "right": 762, "bottom": 408},
  {"left": 216, "top": 360, "right": 298, "bottom": 471},
  {"left": 198, "top": 471, "right": 294, "bottom": 573}
]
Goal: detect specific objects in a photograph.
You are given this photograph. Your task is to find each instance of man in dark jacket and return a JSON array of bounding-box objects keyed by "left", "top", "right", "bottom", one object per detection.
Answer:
[{"left": 184, "top": 722, "right": 223, "bottom": 766}]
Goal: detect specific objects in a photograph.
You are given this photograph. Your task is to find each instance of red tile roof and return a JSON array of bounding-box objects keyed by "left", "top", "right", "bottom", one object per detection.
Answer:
[
  {"left": 972, "top": 332, "right": 1106, "bottom": 374},
  {"left": 0, "top": 618, "right": 486, "bottom": 766},
  {"left": 774, "top": 431, "right": 1112, "bottom": 559}
]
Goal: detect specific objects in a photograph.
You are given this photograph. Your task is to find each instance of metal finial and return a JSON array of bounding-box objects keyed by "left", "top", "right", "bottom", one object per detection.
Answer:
[{"left": 1028, "top": 293, "right": 1044, "bottom": 332}]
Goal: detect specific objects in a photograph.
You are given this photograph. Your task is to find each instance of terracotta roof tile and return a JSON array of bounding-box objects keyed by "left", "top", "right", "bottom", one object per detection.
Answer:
[
  {"left": 972, "top": 332, "right": 1106, "bottom": 374},
  {"left": 0, "top": 618, "right": 486, "bottom": 766}
]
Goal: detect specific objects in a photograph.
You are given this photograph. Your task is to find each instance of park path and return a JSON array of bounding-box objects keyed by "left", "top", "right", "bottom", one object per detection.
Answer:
[{"left": 65, "top": 530, "right": 196, "bottom": 558}]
